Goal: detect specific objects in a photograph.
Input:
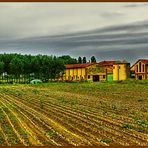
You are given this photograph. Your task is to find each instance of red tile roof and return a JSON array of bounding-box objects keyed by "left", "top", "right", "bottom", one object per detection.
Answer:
[
  {"left": 66, "top": 63, "right": 94, "bottom": 69},
  {"left": 130, "top": 59, "right": 148, "bottom": 69},
  {"left": 66, "top": 61, "right": 116, "bottom": 69},
  {"left": 139, "top": 59, "right": 148, "bottom": 64},
  {"left": 98, "top": 61, "right": 116, "bottom": 66},
  {"left": 66, "top": 60, "right": 131, "bottom": 69}
]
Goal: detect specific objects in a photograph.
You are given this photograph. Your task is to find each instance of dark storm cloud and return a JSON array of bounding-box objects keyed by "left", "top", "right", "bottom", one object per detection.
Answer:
[
  {"left": 0, "top": 19, "right": 148, "bottom": 64},
  {"left": 0, "top": 3, "right": 148, "bottom": 63},
  {"left": 15, "top": 20, "right": 148, "bottom": 48}
]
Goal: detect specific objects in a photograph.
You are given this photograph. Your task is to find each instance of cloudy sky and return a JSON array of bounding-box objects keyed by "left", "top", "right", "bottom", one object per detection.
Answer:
[{"left": 0, "top": 2, "right": 148, "bottom": 63}]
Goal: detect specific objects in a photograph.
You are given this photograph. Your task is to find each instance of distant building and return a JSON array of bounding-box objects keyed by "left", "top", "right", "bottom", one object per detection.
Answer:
[
  {"left": 87, "top": 61, "right": 116, "bottom": 81},
  {"left": 113, "top": 61, "right": 130, "bottom": 81},
  {"left": 64, "top": 63, "right": 93, "bottom": 81},
  {"left": 63, "top": 60, "right": 130, "bottom": 81},
  {"left": 130, "top": 59, "right": 148, "bottom": 80}
]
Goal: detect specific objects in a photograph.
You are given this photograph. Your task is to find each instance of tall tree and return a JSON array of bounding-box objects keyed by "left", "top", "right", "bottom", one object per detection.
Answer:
[
  {"left": 78, "top": 57, "right": 82, "bottom": 64},
  {"left": 82, "top": 57, "right": 87, "bottom": 63},
  {"left": 91, "top": 56, "right": 96, "bottom": 63},
  {"left": 0, "top": 61, "right": 4, "bottom": 74}
]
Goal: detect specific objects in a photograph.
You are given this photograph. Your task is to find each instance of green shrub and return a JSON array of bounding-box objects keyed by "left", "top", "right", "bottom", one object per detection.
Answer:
[
  {"left": 138, "top": 126, "right": 145, "bottom": 132},
  {"left": 100, "top": 138, "right": 112, "bottom": 144},
  {"left": 32, "top": 89, "right": 40, "bottom": 94},
  {"left": 122, "top": 123, "right": 133, "bottom": 129}
]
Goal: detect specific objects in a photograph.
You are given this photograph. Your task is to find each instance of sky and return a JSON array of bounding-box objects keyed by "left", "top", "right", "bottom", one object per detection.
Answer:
[{"left": 0, "top": 2, "right": 148, "bottom": 64}]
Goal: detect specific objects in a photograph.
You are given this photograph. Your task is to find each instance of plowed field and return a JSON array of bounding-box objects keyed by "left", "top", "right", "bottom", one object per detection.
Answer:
[{"left": 0, "top": 81, "right": 148, "bottom": 146}]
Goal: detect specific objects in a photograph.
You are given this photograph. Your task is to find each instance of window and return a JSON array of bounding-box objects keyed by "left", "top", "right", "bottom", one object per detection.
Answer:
[
  {"left": 143, "top": 64, "right": 145, "bottom": 72},
  {"left": 136, "top": 65, "right": 138, "bottom": 72},
  {"left": 139, "top": 62, "right": 141, "bottom": 72},
  {"left": 103, "top": 75, "right": 106, "bottom": 79},
  {"left": 88, "top": 75, "right": 90, "bottom": 79}
]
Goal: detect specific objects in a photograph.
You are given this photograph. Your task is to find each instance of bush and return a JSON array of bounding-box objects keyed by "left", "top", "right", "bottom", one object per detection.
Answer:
[
  {"left": 100, "top": 138, "right": 112, "bottom": 144},
  {"left": 138, "top": 126, "right": 145, "bottom": 132},
  {"left": 122, "top": 123, "right": 133, "bottom": 129}
]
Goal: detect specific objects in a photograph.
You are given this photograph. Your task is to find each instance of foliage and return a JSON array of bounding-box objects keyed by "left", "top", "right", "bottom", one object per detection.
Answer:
[
  {"left": 91, "top": 56, "right": 96, "bottom": 63},
  {"left": 82, "top": 57, "right": 87, "bottom": 63},
  {"left": 122, "top": 123, "right": 133, "bottom": 129},
  {"left": 58, "top": 55, "right": 77, "bottom": 64},
  {"left": 0, "top": 53, "right": 68, "bottom": 83},
  {"left": 78, "top": 56, "right": 82, "bottom": 63},
  {"left": 0, "top": 61, "right": 4, "bottom": 74},
  {"left": 100, "top": 138, "right": 112, "bottom": 144},
  {"left": 138, "top": 126, "right": 145, "bottom": 132}
]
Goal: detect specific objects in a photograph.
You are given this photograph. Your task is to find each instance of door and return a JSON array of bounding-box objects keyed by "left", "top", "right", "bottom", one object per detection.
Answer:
[
  {"left": 138, "top": 75, "right": 142, "bottom": 80},
  {"left": 107, "top": 74, "right": 113, "bottom": 81},
  {"left": 93, "top": 75, "right": 99, "bottom": 81}
]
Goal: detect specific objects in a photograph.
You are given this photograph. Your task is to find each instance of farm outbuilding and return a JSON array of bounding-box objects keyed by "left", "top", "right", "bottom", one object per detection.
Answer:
[
  {"left": 64, "top": 63, "right": 93, "bottom": 81},
  {"left": 86, "top": 61, "right": 115, "bottom": 81},
  {"left": 130, "top": 59, "right": 148, "bottom": 80},
  {"left": 63, "top": 61, "right": 115, "bottom": 81},
  {"left": 113, "top": 62, "right": 130, "bottom": 81},
  {"left": 63, "top": 60, "right": 130, "bottom": 82}
]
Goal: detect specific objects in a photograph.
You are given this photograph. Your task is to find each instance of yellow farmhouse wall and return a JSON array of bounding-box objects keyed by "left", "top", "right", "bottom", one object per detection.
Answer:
[
  {"left": 86, "top": 64, "right": 110, "bottom": 81},
  {"left": 65, "top": 68, "right": 86, "bottom": 81},
  {"left": 113, "top": 63, "right": 130, "bottom": 81},
  {"left": 65, "top": 64, "right": 113, "bottom": 81}
]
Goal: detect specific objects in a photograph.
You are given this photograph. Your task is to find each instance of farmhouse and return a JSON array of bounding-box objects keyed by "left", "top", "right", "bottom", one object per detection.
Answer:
[
  {"left": 64, "top": 60, "right": 130, "bottom": 82},
  {"left": 130, "top": 59, "right": 148, "bottom": 80}
]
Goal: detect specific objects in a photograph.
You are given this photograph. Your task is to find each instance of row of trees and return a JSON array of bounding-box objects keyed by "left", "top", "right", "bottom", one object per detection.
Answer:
[
  {"left": 58, "top": 55, "right": 97, "bottom": 64},
  {"left": 77, "top": 56, "right": 96, "bottom": 64}
]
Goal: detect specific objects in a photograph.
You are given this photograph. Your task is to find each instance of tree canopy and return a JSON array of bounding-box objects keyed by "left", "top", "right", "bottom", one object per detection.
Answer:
[
  {"left": 82, "top": 57, "right": 87, "bottom": 63},
  {"left": 78, "top": 57, "right": 82, "bottom": 64},
  {"left": 0, "top": 53, "right": 72, "bottom": 82},
  {"left": 59, "top": 55, "right": 77, "bottom": 64},
  {"left": 91, "top": 56, "right": 96, "bottom": 63}
]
